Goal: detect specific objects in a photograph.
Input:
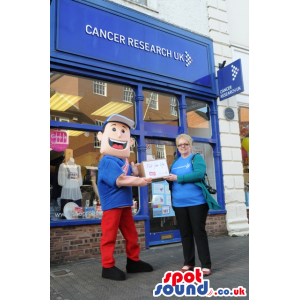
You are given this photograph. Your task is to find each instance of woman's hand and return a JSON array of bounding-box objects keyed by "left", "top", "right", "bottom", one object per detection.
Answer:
[{"left": 163, "top": 174, "right": 177, "bottom": 181}]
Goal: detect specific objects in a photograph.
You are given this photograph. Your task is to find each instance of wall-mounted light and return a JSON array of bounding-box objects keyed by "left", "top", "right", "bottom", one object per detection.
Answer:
[{"left": 218, "top": 60, "right": 226, "bottom": 69}]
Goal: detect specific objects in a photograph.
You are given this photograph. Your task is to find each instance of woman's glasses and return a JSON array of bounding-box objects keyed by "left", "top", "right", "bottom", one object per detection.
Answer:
[{"left": 177, "top": 143, "right": 189, "bottom": 148}]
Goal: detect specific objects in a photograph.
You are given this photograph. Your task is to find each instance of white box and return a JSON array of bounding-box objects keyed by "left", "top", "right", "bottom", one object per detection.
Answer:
[{"left": 138, "top": 159, "right": 169, "bottom": 182}]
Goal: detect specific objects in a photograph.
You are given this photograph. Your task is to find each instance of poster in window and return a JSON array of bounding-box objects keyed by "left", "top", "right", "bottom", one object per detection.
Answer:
[{"left": 152, "top": 180, "right": 175, "bottom": 218}]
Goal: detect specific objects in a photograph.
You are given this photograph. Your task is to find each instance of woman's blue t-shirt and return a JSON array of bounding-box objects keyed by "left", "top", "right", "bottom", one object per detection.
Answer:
[{"left": 171, "top": 153, "right": 206, "bottom": 207}]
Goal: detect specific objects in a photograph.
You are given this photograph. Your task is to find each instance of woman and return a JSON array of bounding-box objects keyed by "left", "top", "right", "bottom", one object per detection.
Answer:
[{"left": 163, "top": 134, "right": 220, "bottom": 276}]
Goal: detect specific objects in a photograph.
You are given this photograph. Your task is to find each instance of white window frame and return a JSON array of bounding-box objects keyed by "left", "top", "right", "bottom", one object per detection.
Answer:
[
  {"left": 170, "top": 96, "right": 178, "bottom": 116},
  {"left": 146, "top": 92, "right": 158, "bottom": 110},
  {"left": 123, "top": 87, "right": 134, "bottom": 104},
  {"left": 94, "top": 120, "right": 104, "bottom": 148},
  {"left": 127, "top": 0, "right": 148, "bottom": 6},
  {"left": 156, "top": 144, "right": 166, "bottom": 159},
  {"left": 124, "top": 0, "right": 158, "bottom": 12},
  {"left": 93, "top": 81, "right": 107, "bottom": 96},
  {"left": 133, "top": 0, "right": 148, "bottom": 6},
  {"left": 51, "top": 115, "right": 70, "bottom": 122}
]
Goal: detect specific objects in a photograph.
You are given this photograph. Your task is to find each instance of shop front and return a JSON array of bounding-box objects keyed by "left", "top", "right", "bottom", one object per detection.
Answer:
[
  {"left": 50, "top": 0, "right": 227, "bottom": 264},
  {"left": 239, "top": 107, "right": 249, "bottom": 210}
]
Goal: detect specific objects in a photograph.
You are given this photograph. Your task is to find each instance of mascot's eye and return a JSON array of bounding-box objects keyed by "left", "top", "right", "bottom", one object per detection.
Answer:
[
  {"left": 121, "top": 129, "right": 125, "bottom": 133},
  {"left": 112, "top": 128, "right": 116, "bottom": 132}
]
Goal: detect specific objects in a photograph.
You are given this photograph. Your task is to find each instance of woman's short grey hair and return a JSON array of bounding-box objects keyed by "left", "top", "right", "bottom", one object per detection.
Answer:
[{"left": 176, "top": 134, "right": 193, "bottom": 147}]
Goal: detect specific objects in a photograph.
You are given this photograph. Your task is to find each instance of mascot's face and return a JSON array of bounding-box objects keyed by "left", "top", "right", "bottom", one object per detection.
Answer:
[{"left": 97, "top": 122, "right": 133, "bottom": 159}]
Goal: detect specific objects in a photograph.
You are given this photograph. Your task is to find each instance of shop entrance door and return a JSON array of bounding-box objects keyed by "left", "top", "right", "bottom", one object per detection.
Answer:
[{"left": 145, "top": 139, "right": 181, "bottom": 246}]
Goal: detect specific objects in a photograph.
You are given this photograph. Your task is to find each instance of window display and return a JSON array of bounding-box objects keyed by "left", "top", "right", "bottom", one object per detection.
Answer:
[
  {"left": 50, "top": 71, "right": 220, "bottom": 225},
  {"left": 50, "top": 128, "right": 139, "bottom": 220},
  {"left": 50, "top": 72, "right": 141, "bottom": 221},
  {"left": 145, "top": 141, "right": 179, "bottom": 233},
  {"left": 238, "top": 107, "right": 249, "bottom": 208},
  {"left": 58, "top": 152, "right": 83, "bottom": 215}
]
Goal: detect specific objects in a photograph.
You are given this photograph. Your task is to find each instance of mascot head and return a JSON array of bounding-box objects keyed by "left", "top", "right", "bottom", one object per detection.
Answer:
[{"left": 97, "top": 114, "right": 135, "bottom": 159}]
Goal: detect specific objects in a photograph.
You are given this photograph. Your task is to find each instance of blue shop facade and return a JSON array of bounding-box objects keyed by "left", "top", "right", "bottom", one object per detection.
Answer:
[{"left": 50, "top": 0, "right": 226, "bottom": 250}]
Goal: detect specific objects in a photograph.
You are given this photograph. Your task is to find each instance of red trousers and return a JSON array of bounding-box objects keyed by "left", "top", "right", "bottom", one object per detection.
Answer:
[{"left": 100, "top": 207, "right": 140, "bottom": 268}]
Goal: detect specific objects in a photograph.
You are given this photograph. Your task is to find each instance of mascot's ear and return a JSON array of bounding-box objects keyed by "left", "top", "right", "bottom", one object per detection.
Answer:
[
  {"left": 129, "top": 138, "right": 134, "bottom": 147},
  {"left": 97, "top": 131, "right": 103, "bottom": 141}
]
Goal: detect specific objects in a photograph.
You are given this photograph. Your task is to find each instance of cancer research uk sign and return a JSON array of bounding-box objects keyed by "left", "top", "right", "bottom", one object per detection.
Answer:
[
  {"left": 54, "top": 0, "right": 212, "bottom": 87},
  {"left": 217, "top": 59, "right": 244, "bottom": 101}
]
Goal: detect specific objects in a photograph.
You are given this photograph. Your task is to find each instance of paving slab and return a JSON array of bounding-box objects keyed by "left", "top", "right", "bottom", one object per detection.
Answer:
[{"left": 51, "top": 236, "right": 249, "bottom": 299}]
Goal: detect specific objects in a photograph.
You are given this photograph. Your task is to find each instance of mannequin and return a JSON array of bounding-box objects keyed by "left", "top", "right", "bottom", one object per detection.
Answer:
[{"left": 58, "top": 151, "right": 82, "bottom": 216}]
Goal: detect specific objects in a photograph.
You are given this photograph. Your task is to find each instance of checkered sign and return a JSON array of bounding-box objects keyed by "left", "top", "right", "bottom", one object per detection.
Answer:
[
  {"left": 185, "top": 51, "right": 193, "bottom": 67},
  {"left": 231, "top": 65, "right": 239, "bottom": 81},
  {"left": 217, "top": 59, "right": 244, "bottom": 101}
]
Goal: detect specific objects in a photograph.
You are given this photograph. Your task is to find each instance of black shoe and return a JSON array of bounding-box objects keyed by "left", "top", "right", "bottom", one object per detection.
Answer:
[
  {"left": 126, "top": 257, "right": 153, "bottom": 273},
  {"left": 102, "top": 266, "right": 126, "bottom": 281}
]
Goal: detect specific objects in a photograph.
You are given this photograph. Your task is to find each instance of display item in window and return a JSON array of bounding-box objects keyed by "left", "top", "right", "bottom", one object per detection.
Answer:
[
  {"left": 58, "top": 153, "right": 83, "bottom": 216},
  {"left": 97, "top": 113, "right": 153, "bottom": 281},
  {"left": 84, "top": 206, "right": 96, "bottom": 219},
  {"left": 63, "top": 202, "right": 79, "bottom": 219}
]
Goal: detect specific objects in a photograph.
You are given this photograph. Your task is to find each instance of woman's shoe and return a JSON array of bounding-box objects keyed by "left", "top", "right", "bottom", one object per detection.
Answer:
[
  {"left": 180, "top": 265, "right": 195, "bottom": 273},
  {"left": 202, "top": 268, "right": 211, "bottom": 276}
]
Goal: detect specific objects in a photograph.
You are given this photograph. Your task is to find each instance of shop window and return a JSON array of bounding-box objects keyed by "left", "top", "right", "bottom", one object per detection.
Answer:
[
  {"left": 50, "top": 71, "right": 136, "bottom": 127},
  {"left": 130, "top": 137, "right": 136, "bottom": 153},
  {"left": 146, "top": 92, "right": 158, "bottom": 110},
  {"left": 94, "top": 120, "right": 103, "bottom": 148},
  {"left": 186, "top": 97, "right": 212, "bottom": 139},
  {"left": 143, "top": 90, "right": 179, "bottom": 127},
  {"left": 123, "top": 87, "right": 134, "bottom": 104},
  {"left": 238, "top": 107, "right": 249, "bottom": 208},
  {"left": 145, "top": 141, "right": 179, "bottom": 233},
  {"left": 93, "top": 81, "right": 107, "bottom": 96},
  {"left": 170, "top": 96, "right": 178, "bottom": 116},
  {"left": 156, "top": 144, "right": 166, "bottom": 159},
  {"left": 50, "top": 128, "right": 140, "bottom": 221},
  {"left": 192, "top": 142, "right": 218, "bottom": 203}
]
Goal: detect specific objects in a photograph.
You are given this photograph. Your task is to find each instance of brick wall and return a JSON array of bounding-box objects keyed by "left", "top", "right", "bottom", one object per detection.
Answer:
[
  {"left": 51, "top": 216, "right": 227, "bottom": 266},
  {"left": 50, "top": 220, "right": 145, "bottom": 266},
  {"left": 205, "top": 213, "right": 228, "bottom": 238}
]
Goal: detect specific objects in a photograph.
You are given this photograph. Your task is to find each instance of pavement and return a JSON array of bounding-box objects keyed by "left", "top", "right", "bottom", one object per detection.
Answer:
[{"left": 50, "top": 235, "right": 249, "bottom": 299}]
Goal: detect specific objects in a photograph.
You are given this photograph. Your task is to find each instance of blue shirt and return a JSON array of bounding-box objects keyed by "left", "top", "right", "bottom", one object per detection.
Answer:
[
  {"left": 97, "top": 155, "right": 133, "bottom": 211},
  {"left": 171, "top": 153, "right": 206, "bottom": 207}
]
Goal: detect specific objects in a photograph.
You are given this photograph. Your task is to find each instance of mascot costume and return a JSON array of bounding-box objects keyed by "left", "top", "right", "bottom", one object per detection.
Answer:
[{"left": 97, "top": 114, "right": 153, "bottom": 281}]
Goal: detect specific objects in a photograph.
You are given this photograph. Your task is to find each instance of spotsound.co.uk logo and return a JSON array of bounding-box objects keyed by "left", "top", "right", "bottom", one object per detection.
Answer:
[
  {"left": 231, "top": 64, "right": 239, "bottom": 81},
  {"left": 153, "top": 268, "right": 247, "bottom": 297}
]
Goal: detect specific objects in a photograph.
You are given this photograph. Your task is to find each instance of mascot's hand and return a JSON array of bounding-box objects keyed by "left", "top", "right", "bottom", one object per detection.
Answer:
[
  {"left": 131, "top": 162, "right": 140, "bottom": 176},
  {"left": 116, "top": 174, "right": 152, "bottom": 187},
  {"left": 143, "top": 177, "right": 152, "bottom": 185}
]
